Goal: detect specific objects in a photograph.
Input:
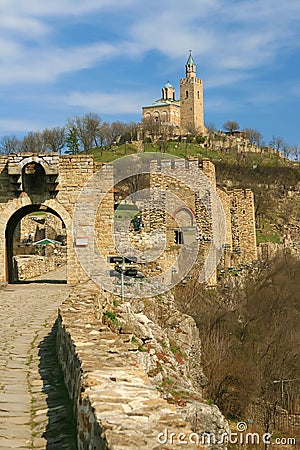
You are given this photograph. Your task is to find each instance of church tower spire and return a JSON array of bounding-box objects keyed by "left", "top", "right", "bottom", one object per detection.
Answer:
[
  {"left": 180, "top": 51, "right": 205, "bottom": 134},
  {"left": 185, "top": 50, "right": 196, "bottom": 78}
]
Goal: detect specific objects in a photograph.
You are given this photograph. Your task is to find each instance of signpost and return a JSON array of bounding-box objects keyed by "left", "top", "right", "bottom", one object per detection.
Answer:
[{"left": 107, "top": 255, "right": 143, "bottom": 301}]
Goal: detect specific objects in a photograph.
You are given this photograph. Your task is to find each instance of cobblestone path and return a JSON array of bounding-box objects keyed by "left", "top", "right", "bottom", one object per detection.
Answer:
[{"left": 0, "top": 268, "right": 77, "bottom": 449}]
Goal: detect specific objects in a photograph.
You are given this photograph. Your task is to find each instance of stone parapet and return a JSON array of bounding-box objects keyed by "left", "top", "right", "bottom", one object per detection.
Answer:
[{"left": 56, "top": 284, "right": 202, "bottom": 450}]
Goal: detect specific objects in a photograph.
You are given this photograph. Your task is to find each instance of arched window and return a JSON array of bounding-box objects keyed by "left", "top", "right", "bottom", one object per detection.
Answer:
[{"left": 161, "top": 111, "right": 168, "bottom": 122}]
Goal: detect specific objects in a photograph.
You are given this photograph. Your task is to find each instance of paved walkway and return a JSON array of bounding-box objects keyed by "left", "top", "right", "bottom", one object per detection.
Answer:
[{"left": 0, "top": 267, "right": 77, "bottom": 449}]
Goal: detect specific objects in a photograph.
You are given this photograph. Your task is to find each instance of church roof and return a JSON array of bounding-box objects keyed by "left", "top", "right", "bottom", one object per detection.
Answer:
[
  {"left": 143, "top": 99, "right": 180, "bottom": 109},
  {"left": 186, "top": 51, "right": 196, "bottom": 65},
  {"left": 163, "top": 81, "right": 174, "bottom": 89}
]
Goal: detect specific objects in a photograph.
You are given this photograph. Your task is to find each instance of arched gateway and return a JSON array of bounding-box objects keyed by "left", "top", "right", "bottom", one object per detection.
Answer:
[{"left": 0, "top": 153, "right": 114, "bottom": 284}]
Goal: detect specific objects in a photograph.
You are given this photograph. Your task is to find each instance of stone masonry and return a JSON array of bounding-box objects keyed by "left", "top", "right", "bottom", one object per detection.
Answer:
[
  {"left": 146, "top": 157, "right": 257, "bottom": 283},
  {"left": 0, "top": 152, "right": 256, "bottom": 287},
  {"left": 56, "top": 282, "right": 229, "bottom": 449},
  {"left": 0, "top": 153, "right": 114, "bottom": 284}
]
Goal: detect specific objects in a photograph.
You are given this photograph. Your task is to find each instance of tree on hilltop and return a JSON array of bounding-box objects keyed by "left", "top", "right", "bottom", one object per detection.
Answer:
[
  {"left": 67, "top": 113, "right": 102, "bottom": 153},
  {"left": 21, "top": 131, "right": 44, "bottom": 153},
  {"left": 223, "top": 120, "right": 240, "bottom": 134},
  {"left": 269, "top": 135, "right": 285, "bottom": 152},
  {"left": 243, "top": 128, "right": 262, "bottom": 147}
]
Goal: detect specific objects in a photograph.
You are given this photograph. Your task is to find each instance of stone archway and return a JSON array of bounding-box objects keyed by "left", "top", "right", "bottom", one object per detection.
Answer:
[
  {"left": 5, "top": 204, "right": 66, "bottom": 283},
  {"left": 1, "top": 197, "right": 81, "bottom": 284},
  {"left": 173, "top": 206, "right": 196, "bottom": 228}
]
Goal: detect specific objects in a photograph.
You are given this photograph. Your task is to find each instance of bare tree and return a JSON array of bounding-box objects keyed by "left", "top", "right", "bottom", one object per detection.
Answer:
[
  {"left": 223, "top": 120, "right": 240, "bottom": 134},
  {"left": 42, "top": 127, "right": 66, "bottom": 154},
  {"left": 123, "top": 121, "right": 139, "bottom": 142},
  {"left": 184, "top": 122, "right": 202, "bottom": 138},
  {"left": 20, "top": 131, "right": 44, "bottom": 153},
  {"left": 243, "top": 128, "right": 262, "bottom": 147},
  {"left": 205, "top": 122, "right": 216, "bottom": 134},
  {"left": 110, "top": 121, "right": 127, "bottom": 145},
  {"left": 291, "top": 144, "right": 300, "bottom": 162},
  {"left": 269, "top": 136, "right": 285, "bottom": 153},
  {"left": 142, "top": 116, "right": 161, "bottom": 141},
  {"left": 0, "top": 135, "right": 20, "bottom": 154},
  {"left": 96, "top": 121, "right": 111, "bottom": 148},
  {"left": 67, "top": 113, "right": 102, "bottom": 153},
  {"left": 282, "top": 144, "right": 292, "bottom": 159}
]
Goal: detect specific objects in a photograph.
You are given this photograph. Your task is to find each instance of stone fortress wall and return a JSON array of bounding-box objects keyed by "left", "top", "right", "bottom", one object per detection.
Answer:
[
  {"left": 0, "top": 152, "right": 258, "bottom": 448},
  {"left": 56, "top": 282, "right": 229, "bottom": 450},
  {"left": 0, "top": 153, "right": 115, "bottom": 284},
  {"left": 143, "top": 157, "right": 257, "bottom": 283},
  {"left": 0, "top": 152, "right": 257, "bottom": 285}
]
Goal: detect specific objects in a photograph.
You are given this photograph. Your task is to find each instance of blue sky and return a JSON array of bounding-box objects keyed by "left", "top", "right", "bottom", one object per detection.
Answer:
[{"left": 0, "top": 0, "right": 299, "bottom": 146}]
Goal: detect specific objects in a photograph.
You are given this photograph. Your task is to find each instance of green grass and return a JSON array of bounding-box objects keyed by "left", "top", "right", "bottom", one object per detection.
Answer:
[
  {"left": 92, "top": 141, "right": 293, "bottom": 170},
  {"left": 92, "top": 144, "right": 137, "bottom": 162},
  {"left": 256, "top": 231, "right": 280, "bottom": 244}
]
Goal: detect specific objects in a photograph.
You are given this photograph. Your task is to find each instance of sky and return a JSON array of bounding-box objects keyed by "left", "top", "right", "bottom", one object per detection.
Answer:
[{"left": 0, "top": 0, "right": 299, "bottom": 147}]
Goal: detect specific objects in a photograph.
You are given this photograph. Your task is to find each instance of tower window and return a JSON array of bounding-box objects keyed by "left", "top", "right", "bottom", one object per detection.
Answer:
[
  {"left": 197, "top": 91, "right": 200, "bottom": 99},
  {"left": 186, "top": 90, "right": 189, "bottom": 98}
]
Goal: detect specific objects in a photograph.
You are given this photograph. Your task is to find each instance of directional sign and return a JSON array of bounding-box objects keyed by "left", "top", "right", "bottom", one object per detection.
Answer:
[
  {"left": 124, "top": 268, "right": 138, "bottom": 277},
  {"left": 107, "top": 256, "right": 138, "bottom": 264},
  {"left": 107, "top": 256, "right": 123, "bottom": 264},
  {"left": 109, "top": 270, "right": 121, "bottom": 278}
]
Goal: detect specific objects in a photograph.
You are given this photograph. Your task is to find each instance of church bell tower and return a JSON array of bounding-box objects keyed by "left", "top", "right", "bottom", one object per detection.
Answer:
[{"left": 180, "top": 51, "right": 205, "bottom": 135}]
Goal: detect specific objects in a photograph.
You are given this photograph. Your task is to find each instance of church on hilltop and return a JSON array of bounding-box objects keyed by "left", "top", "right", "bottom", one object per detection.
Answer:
[{"left": 142, "top": 51, "right": 206, "bottom": 137}]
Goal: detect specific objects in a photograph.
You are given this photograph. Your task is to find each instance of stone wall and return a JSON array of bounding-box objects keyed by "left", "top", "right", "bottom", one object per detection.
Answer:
[
  {"left": 13, "top": 254, "right": 64, "bottom": 280},
  {"left": 208, "top": 132, "right": 284, "bottom": 157},
  {"left": 56, "top": 284, "right": 197, "bottom": 449},
  {"left": 17, "top": 212, "right": 65, "bottom": 243},
  {"left": 257, "top": 242, "right": 299, "bottom": 260},
  {"left": 0, "top": 154, "right": 114, "bottom": 284},
  {"left": 56, "top": 283, "right": 229, "bottom": 449},
  {"left": 146, "top": 158, "right": 257, "bottom": 279}
]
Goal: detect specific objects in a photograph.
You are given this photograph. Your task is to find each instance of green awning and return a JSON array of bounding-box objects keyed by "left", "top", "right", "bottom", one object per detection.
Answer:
[{"left": 33, "top": 238, "right": 61, "bottom": 245}]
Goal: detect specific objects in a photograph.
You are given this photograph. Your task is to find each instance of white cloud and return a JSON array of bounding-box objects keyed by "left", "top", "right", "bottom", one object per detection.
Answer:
[
  {"left": 0, "top": 0, "right": 298, "bottom": 89},
  {"left": 63, "top": 90, "right": 148, "bottom": 115},
  {"left": 0, "top": 118, "right": 42, "bottom": 134},
  {"left": 0, "top": 0, "right": 137, "bottom": 17},
  {"left": 128, "top": 0, "right": 300, "bottom": 85},
  {"left": 0, "top": 43, "right": 119, "bottom": 84},
  {"left": 0, "top": 15, "right": 50, "bottom": 37}
]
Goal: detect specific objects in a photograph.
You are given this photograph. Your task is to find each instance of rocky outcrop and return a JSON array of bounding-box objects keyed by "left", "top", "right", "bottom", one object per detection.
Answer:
[{"left": 116, "top": 292, "right": 229, "bottom": 449}]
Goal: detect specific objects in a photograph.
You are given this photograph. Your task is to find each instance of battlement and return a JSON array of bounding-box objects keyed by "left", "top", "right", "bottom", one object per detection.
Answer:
[
  {"left": 149, "top": 158, "right": 216, "bottom": 185},
  {"left": 180, "top": 77, "right": 202, "bottom": 85}
]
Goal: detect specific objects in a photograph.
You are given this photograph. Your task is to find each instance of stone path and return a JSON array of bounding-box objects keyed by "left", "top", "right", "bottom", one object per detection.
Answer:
[{"left": 0, "top": 267, "right": 77, "bottom": 449}]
